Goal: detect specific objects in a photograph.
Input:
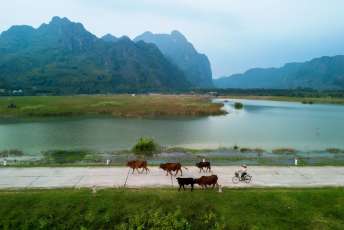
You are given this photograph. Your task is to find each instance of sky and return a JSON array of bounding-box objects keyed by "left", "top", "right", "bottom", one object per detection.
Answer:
[{"left": 1, "top": 0, "right": 344, "bottom": 78}]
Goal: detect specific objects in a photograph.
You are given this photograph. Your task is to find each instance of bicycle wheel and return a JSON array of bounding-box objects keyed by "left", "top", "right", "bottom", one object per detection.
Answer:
[
  {"left": 244, "top": 175, "right": 252, "bottom": 184},
  {"left": 232, "top": 176, "right": 239, "bottom": 184}
]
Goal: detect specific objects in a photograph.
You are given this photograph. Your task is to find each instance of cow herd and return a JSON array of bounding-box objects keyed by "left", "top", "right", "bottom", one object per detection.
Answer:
[{"left": 126, "top": 160, "right": 218, "bottom": 191}]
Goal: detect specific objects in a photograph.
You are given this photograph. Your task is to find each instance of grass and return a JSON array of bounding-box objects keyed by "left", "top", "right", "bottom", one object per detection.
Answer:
[
  {"left": 5, "top": 145, "right": 344, "bottom": 167},
  {"left": 219, "top": 95, "right": 344, "bottom": 105},
  {"left": 0, "top": 149, "right": 24, "bottom": 157},
  {"left": 0, "top": 188, "right": 344, "bottom": 229},
  {"left": 272, "top": 148, "right": 296, "bottom": 154},
  {"left": 0, "top": 94, "right": 225, "bottom": 118},
  {"left": 43, "top": 150, "right": 89, "bottom": 164}
]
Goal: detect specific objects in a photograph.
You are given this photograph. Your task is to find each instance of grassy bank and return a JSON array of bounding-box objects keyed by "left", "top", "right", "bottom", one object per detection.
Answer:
[
  {"left": 0, "top": 94, "right": 225, "bottom": 118},
  {"left": 3, "top": 147, "right": 344, "bottom": 167},
  {"left": 0, "top": 188, "right": 343, "bottom": 229},
  {"left": 219, "top": 95, "right": 344, "bottom": 105}
]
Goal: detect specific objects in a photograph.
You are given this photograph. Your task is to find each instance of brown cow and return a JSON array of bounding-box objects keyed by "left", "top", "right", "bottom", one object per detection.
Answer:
[
  {"left": 159, "top": 163, "right": 185, "bottom": 176},
  {"left": 127, "top": 160, "right": 149, "bottom": 174},
  {"left": 195, "top": 175, "right": 218, "bottom": 189}
]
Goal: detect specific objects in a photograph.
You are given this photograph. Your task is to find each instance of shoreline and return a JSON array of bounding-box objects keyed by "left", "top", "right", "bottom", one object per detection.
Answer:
[{"left": 218, "top": 95, "right": 344, "bottom": 105}]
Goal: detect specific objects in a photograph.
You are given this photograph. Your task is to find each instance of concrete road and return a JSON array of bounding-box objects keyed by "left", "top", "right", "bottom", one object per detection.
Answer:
[{"left": 0, "top": 166, "right": 344, "bottom": 189}]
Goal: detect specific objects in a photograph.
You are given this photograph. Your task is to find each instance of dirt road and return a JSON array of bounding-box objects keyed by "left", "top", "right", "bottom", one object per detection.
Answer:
[{"left": 1, "top": 166, "right": 343, "bottom": 189}]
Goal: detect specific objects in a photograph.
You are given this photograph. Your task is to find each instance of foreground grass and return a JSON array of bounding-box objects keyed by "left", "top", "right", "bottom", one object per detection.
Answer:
[
  {"left": 0, "top": 188, "right": 344, "bottom": 229},
  {"left": 0, "top": 94, "right": 224, "bottom": 118},
  {"left": 220, "top": 95, "right": 344, "bottom": 105}
]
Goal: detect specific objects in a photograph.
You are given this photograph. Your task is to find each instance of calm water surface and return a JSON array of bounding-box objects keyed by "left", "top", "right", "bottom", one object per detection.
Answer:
[{"left": 1, "top": 99, "right": 343, "bottom": 154}]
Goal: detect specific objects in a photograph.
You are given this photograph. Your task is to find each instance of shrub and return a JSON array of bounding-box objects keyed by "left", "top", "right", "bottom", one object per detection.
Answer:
[
  {"left": 272, "top": 148, "right": 296, "bottom": 154},
  {"left": 43, "top": 150, "right": 88, "bottom": 164},
  {"left": 132, "top": 137, "right": 158, "bottom": 156},
  {"left": 326, "top": 148, "right": 344, "bottom": 154},
  {"left": 0, "top": 149, "right": 24, "bottom": 157},
  {"left": 234, "top": 102, "right": 243, "bottom": 109}
]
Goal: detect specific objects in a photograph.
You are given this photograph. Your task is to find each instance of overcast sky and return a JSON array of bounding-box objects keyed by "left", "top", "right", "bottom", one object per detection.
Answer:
[{"left": 1, "top": 0, "right": 344, "bottom": 77}]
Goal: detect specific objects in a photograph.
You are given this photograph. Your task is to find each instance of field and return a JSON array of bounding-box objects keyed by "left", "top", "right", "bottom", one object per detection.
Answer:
[
  {"left": 0, "top": 94, "right": 225, "bottom": 118},
  {"left": 0, "top": 188, "right": 343, "bottom": 229}
]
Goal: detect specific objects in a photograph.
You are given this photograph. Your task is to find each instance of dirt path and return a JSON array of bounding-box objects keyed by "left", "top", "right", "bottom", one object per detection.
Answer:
[{"left": 1, "top": 166, "right": 344, "bottom": 189}]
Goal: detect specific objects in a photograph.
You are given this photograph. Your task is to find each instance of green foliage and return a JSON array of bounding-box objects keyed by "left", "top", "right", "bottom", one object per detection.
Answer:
[
  {"left": 234, "top": 102, "right": 243, "bottom": 109},
  {"left": 132, "top": 137, "right": 158, "bottom": 156},
  {"left": 272, "top": 148, "right": 296, "bottom": 154},
  {"left": 0, "top": 149, "right": 24, "bottom": 157},
  {"left": 43, "top": 150, "right": 88, "bottom": 164},
  {"left": 0, "top": 188, "right": 344, "bottom": 229}
]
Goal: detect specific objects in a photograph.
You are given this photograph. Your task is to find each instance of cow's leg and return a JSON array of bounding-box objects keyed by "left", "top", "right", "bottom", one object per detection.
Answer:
[
  {"left": 132, "top": 168, "right": 135, "bottom": 174},
  {"left": 166, "top": 170, "right": 169, "bottom": 176},
  {"left": 212, "top": 183, "right": 215, "bottom": 189},
  {"left": 183, "top": 184, "right": 185, "bottom": 191},
  {"left": 191, "top": 184, "right": 194, "bottom": 191},
  {"left": 178, "top": 185, "right": 181, "bottom": 191},
  {"left": 180, "top": 169, "right": 183, "bottom": 176}
]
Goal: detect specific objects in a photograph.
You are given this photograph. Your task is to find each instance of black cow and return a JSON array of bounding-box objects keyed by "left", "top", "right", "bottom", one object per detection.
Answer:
[
  {"left": 196, "top": 161, "right": 211, "bottom": 173},
  {"left": 176, "top": 177, "right": 196, "bottom": 191}
]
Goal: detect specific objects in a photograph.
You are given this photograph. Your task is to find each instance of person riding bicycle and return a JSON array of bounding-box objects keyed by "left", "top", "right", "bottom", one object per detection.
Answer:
[{"left": 236, "top": 164, "right": 248, "bottom": 180}]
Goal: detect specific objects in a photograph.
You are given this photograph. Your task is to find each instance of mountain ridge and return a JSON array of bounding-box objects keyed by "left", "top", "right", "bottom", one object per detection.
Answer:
[
  {"left": 214, "top": 55, "right": 344, "bottom": 90},
  {"left": 0, "top": 17, "right": 191, "bottom": 94},
  {"left": 134, "top": 31, "right": 213, "bottom": 88}
]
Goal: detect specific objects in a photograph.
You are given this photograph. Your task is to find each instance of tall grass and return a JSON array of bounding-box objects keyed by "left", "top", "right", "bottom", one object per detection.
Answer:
[{"left": 0, "top": 188, "right": 344, "bottom": 229}]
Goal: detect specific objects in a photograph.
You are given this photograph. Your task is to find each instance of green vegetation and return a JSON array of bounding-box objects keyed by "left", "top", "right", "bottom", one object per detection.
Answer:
[
  {"left": 6, "top": 145, "right": 344, "bottom": 167},
  {"left": 0, "top": 95, "right": 225, "bottom": 118},
  {"left": 301, "top": 100, "right": 314, "bottom": 104},
  {"left": 272, "top": 148, "right": 296, "bottom": 154},
  {"left": 43, "top": 150, "right": 88, "bottom": 164},
  {"left": 234, "top": 102, "right": 243, "bottom": 109},
  {"left": 0, "top": 149, "right": 24, "bottom": 158},
  {"left": 239, "top": 147, "right": 264, "bottom": 153},
  {"left": 132, "top": 137, "right": 158, "bottom": 156},
  {"left": 326, "top": 148, "right": 344, "bottom": 154},
  {"left": 0, "top": 188, "right": 344, "bottom": 229}
]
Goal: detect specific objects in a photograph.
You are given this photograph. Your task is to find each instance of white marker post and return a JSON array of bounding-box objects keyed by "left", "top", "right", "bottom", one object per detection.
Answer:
[
  {"left": 3, "top": 160, "right": 7, "bottom": 166},
  {"left": 294, "top": 158, "right": 298, "bottom": 166}
]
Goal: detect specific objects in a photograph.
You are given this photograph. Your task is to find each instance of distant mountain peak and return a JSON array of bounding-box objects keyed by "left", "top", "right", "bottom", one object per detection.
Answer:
[
  {"left": 134, "top": 31, "right": 213, "bottom": 88},
  {"left": 50, "top": 16, "right": 72, "bottom": 24},
  {"left": 170, "top": 30, "right": 186, "bottom": 41},
  {"left": 101, "top": 34, "right": 118, "bottom": 42}
]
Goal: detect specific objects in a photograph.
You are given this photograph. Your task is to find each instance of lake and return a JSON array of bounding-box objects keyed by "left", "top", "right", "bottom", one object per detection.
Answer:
[{"left": 1, "top": 99, "right": 343, "bottom": 154}]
